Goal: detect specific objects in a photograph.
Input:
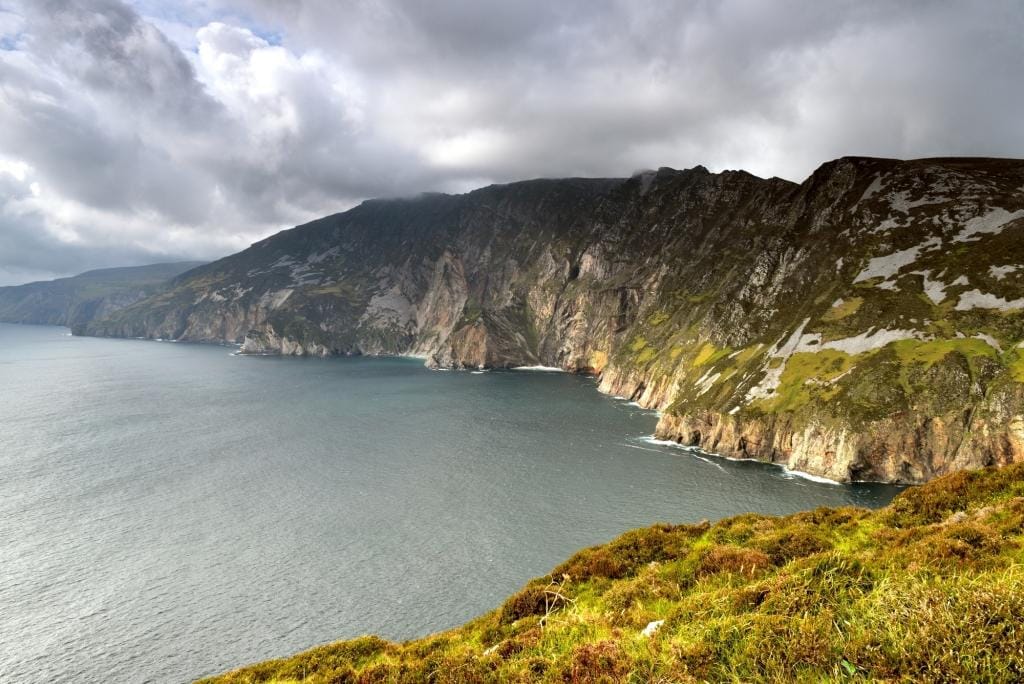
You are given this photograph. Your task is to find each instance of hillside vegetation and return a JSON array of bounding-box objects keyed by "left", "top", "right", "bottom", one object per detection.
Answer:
[{"left": 203, "top": 463, "right": 1024, "bottom": 683}]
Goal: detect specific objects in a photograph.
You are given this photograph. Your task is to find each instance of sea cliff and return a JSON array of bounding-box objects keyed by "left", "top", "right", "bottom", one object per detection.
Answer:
[{"left": 77, "top": 157, "right": 1024, "bottom": 483}]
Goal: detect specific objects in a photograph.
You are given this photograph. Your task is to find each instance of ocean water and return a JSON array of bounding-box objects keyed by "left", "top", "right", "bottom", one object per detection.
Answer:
[{"left": 0, "top": 323, "right": 901, "bottom": 682}]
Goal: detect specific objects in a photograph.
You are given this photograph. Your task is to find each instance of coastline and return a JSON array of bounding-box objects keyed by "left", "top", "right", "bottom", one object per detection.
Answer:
[{"left": 67, "top": 325, "right": 899, "bottom": 487}]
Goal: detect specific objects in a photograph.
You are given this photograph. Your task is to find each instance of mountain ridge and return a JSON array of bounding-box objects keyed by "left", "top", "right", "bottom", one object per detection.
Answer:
[
  {"left": 75, "top": 156, "right": 1024, "bottom": 483},
  {"left": 0, "top": 261, "right": 206, "bottom": 327}
]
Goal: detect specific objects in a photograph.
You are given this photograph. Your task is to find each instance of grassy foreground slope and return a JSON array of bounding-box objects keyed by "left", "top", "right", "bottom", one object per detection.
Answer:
[{"left": 204, "top": 465, "right": 1024, "bottom": 683}]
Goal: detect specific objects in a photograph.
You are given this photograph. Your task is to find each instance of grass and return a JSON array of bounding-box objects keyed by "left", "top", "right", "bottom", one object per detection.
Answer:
[
  {"left": 201, "top": 463, "right": 1024, "bottom": 684},
  {"left": 691, "top": 343, "right": 720, "bottom": 367},
  {"left": 753, "top": 349, "right": 856, "bottom": 413},
  {"left": 629, "top": 336, "right": 649, "bottom": 353},
  {"left": 628, "top": 336, "right": 659, "bottom": 365},
  {"left": 1008, "top": 349, "right": 1024, "bottom": 383},
  {"left": 648, "top": 311, "right": 671, "bottom": 327},
  {"left": 891, "top": 338, "right": 999, "bottom": 370},
  {"left": 821, "top": 297, "right": 863, "bottom": 322}
]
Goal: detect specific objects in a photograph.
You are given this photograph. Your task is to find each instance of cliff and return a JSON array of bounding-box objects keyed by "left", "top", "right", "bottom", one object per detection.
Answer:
[
  {"left": 200, "top": 463, "right": 1024, "bottom": 683},
  {"left": 0, "top": 261, "right": 205, "bottom": 327},
  {"left": 77, "top": 157, "right": 1024, "bottom": 483}
]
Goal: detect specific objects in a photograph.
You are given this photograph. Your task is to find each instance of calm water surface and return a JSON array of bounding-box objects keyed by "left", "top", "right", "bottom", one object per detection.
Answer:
[{"left": 0, "top": 323, "right": 901, "bottom": 682}]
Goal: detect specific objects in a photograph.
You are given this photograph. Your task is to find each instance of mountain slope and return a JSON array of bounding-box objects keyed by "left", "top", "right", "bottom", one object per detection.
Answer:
[
  {"left": 78, "top": 157, "right": 1024, "bottom": 483},
  {"left": 0, "top": 262, "right": 205, "bottom": 327},
  {"left": 201, "top": 463, "right": 1024, "bottom": 683}
]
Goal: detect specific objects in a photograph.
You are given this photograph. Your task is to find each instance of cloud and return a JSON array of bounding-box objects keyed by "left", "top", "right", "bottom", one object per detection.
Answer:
[
  {"left": 0, "top": 160, "right": 199, "bottom": 285},
  {"left": 0, "top": 0, "right": 1022, "bottom": 284}
]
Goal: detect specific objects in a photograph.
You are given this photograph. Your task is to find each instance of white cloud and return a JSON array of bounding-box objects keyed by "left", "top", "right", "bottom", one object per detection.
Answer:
[{"left": 0, "top": 0, "right": 1022, "bottom": 284}]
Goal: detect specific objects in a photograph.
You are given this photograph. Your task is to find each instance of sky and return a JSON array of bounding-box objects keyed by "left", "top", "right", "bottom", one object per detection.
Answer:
[{"left": 0, "top": 1, "right": 1022, "bottom": 285}]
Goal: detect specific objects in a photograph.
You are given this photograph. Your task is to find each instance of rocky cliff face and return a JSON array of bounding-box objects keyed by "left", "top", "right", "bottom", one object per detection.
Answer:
[{"left": 78, "top": 158, "right": 1024, "bottom": 483}]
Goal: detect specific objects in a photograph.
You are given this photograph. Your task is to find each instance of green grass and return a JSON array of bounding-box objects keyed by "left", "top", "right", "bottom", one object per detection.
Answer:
[
  {"left": 1008, "top": 349, "right": 1024, "bottom": 383},
  {"left": 627, "top": 335, "right": 659, "bottom": 365},
  {"left": 821, "top": 297, "right": 863, "bottom": 322},
  {"left": 753, "top": 349, "right": 856, "bottom": 412},
  {"left": 629, "top": 336, "right": 649, "bottom": 353},
  {"left": 891, "top": 338, "right": 999, "bottom": 369},
  {"left": 202, "top": 464, "right": 1024, "bottom": 684},
  {"left": 648, "top": 311, "right": 671, "bottom": 327},
  {"left": 635, "top": 347, "right": 658, "bottom": 364},
  {"left": 691, "top": 343, "right": 721, "bottom": 367}
]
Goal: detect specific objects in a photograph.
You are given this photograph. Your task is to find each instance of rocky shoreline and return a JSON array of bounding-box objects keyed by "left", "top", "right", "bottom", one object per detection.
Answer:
[{"left": 76, "top": 156, "right": 1024, "bottom": 484}]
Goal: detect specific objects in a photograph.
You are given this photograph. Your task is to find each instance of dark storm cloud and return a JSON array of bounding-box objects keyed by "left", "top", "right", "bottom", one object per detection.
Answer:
[
  {"left": 0, "top": 0, "right": 1022, "bottom": 284},
  {"left": 235, "top": 0, "right": 1024, "bottom": 177}
]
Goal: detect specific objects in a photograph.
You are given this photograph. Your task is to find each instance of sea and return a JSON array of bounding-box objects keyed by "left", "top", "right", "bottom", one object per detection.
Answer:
[{"left": 0, "top": 323, "right": 901, "bottom": 682}]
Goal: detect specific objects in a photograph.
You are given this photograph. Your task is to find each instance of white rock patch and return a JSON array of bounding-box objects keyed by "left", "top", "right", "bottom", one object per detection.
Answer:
[
  {"left": 289, "top": 263, "right": 322, "bottom": 285},
  {"left": 307, "top": 247, "right": 340, "bottom": 264},
  {"left": 270, "top": 255, "right": 297, "bottom": 269},
  {"left": 696, "top": 370, "right": 721, "bottom": 396},
  {"left": 360, "top": 286, "right": 415, "bottom": 327},
  {"left": 816, "top": 328, "right": 919, "bottom": 355},
  {"left": 953, "top": 207, "right": 1024, "bottom": 243},
  {"left": 889, "top": 189, "right": 948, "bottom": 212},
  {"left": 973, "top": 333, "right": 1003, "bottom": 352},
  {"left": 915, "top": 271, "right": 948, "bottom": 305},
  {"left": 745, "top": 320, "right": 811, "bottom": 402},
  {"left": 860, "top": 174, "right": 886, "bottom": 201},
  {"left": 955, "top": 290, "right": 1024, "bottom": 311},
  {"left": 641, "top": 620, "right": 665, "bottom": 638},
  {"left": 854, "top": 246, "right": 922, "bottom": 283},
  {"left": 871, "top": 215, "right": 909, "bottom": 234},
  {"left": 259, "top": 288, "right": 294, "bottom": 310},
  {"left": 990, "top": 265, "right": 1019, "bottom": 280}
]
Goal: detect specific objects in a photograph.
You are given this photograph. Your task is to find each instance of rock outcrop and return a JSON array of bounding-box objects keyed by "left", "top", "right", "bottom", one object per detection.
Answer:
[{"left": 77, "top": 158, "right": 1024, "bottom": 483}]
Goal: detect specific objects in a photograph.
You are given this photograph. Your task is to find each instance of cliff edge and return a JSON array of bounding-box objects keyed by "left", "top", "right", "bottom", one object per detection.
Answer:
[
  {"left": 78, "top": 157, "right": 1024, "bottom": 483},
  {"left": 200, "top": 463, "right": 1024, "bottom": 683}
]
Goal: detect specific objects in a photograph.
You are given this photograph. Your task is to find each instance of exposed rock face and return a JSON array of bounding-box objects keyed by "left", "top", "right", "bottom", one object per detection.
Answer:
[{"left": 78, "top": 158, "right": 1024, "bottom": 483}]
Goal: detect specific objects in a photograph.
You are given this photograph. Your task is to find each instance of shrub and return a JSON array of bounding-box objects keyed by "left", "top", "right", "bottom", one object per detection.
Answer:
[
  {"left": 751, "top": 523, "right": 832, "bottom": 564},
  {"left": 499, "top": 584, "right": 549, "bottom": 624},
  {"left": 565, "top": 641, "right": 631, "bottom": 683},
  {"left": 696, "top": 545, "right": 771, "bottom": 578},
  {"left": 554, "top": 524, "right": 694, "bottom": 582}
]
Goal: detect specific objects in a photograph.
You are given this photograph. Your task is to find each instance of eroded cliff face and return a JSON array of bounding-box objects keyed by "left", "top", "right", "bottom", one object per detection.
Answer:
[{"left": 78, "top": 158, "right": 1024, "bottom": 483}]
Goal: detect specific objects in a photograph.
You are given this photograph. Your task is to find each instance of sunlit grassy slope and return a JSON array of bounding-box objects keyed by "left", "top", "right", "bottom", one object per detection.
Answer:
[{"left": 202, "top": 464, "right": 1024, "bottom": 683}]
